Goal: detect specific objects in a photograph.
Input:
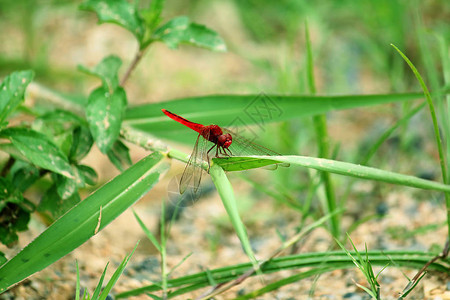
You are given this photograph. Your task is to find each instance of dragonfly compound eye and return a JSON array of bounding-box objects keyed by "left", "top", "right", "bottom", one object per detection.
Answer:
[{"left": 221, "top": 133, "right": 232, "bottom": 148}]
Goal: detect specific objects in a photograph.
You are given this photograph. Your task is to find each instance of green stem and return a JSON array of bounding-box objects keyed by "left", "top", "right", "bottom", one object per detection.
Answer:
[
  {"left": 305, "top": 21, "right": 340, "bottom": 238},
  {"left": 160, "top": 200, "right": 168, "bottom": 299}
]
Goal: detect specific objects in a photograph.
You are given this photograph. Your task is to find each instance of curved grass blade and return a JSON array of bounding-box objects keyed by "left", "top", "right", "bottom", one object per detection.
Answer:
[
  {"left": 0, "top": 152, "right": 169, "bottom": 292},
  {"left": 213, "top": 155, "right": 450, "bottom": 193},
  {"left": 115, "top": 250, "right": 449, "bottom": 298}
]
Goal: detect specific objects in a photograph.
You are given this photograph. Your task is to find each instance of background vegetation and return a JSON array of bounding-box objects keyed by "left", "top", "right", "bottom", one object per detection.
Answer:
[{"left": 0, "top": 0, "right": 449, "bottom": 299}]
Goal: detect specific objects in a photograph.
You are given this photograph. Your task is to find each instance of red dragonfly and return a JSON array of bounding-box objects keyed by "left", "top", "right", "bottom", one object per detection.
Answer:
[{"left": 162, "top": 109, "right": 283, "bottom": 194}]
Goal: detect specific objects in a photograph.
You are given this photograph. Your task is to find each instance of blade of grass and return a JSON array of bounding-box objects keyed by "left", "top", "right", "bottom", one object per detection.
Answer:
[
  {"left": 124, "top": 93, "right": 427, "bottom": 145},
  {"left": 76, "top": 261, "right": 81, "bottom": 300},
  {"left": 0, "top": 152, "right": 169, "bottom": 292},
  {"left": 305, "top": 20, "right": 339, "bottom": 239},
  {"left": 360, "top": 102, "right": 426, "bottom": 165},
  {"left": 436, "top": 33, "right": 450, "bottom": 188},
  {"left": 133, "top": 210, "right": 161, "bottom": 252},
  {"left": 91, "top": 263, "right": 109, "bottom": 299},
  {"left": 209, "top": 164, "right": 259, "bottom": 271},
  {"left": 196, "top": 212, "right": 338, "bottom": 299},
  {"left": 115, "top": 250, "right": 449, "bottom": 298},
  {"left": 99, "top": 242, "right": 138, "bottom": 300},
  {"left": 391, "top": 43, "right": 450, "bottom": 240},
  {"left": 160, "top": 199, "right": 168, "bottom": 299},
  {"left": 214, "top": 155, "right": 450, "bottom": 193}
]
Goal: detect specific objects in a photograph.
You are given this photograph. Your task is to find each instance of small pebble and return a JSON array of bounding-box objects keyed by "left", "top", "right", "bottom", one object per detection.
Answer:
[{"left": 343, "top": 292, "right": 363, "bottom": 299}]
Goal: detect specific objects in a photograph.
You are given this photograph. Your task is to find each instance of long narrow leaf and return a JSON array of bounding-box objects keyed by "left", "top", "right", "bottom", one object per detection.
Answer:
[
  {"left": 209, "top": 164, "right": 259, "bottom": 270},
  {"left": 116, "top": 250, "right": 449, "bottom": 298},
  {"left": 213, "top": 156, "right": 450, "bottom": 193},
  {"left": 124, "top": 93, "right": 424, "bottom": 145},
  {"left": 99, "top": 242, "right": 138, "bottom": 300},
  {"left": 0, "top": 152, "right": 169, "bottom": 292}
]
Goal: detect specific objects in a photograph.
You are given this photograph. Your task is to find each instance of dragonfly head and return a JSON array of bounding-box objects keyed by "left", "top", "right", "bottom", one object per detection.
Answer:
[{"left": 218, "top": 133, "right": 232, "bottom": 148}]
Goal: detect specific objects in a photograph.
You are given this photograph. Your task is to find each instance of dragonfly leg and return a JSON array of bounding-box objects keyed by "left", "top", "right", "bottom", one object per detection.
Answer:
[
  {"left": 206, "top": 144, "right": 216, "bottom": 173},
  {"left": 224, "top": 147, "right": 232, "bottom": 156}
]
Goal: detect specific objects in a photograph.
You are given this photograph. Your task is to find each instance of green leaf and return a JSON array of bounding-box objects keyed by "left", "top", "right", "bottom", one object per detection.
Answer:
[
  {"left": 107, "top": 140, "right": 132, "bottom": 172},
  {"left": 33, "top": 110, "right": 91, "bottom": 159},
  {"left": 209, "top": 164, "right": 259, "bottom": 270},
  {"left": 78, "top": 55, "right": 122, "bottom": 92},
  {"left": 86, "top": 86, "right": 127, "bottom": 153},
  {"left": 133, "top": 210, "right": 161, "bottom": 252},
  {"left": 141, "top": 0, "right": 165, "bottom": 31},
  {"left": 0, "top": 178, "right": 31, "bottom": 246},
  {"left": 38, "top": 184, "right": 80, "bottom": 219},
  {"left": 54, "top": 174, "right": 78, "bottom": 200},
  {"left": 91, "top": 263, "right": 108, "bottom": 299},
  {"left": 213, "top": 155, "right": 450, "bottom": 193},
  {"left": 124, "top": 92, "right": 425, "bottom": 145},
  {"left": 0, "top": 152, "right": 169, "bottom": 292},
  {"left": 79, "top": 0, "right": 144, "bottom": 41},
  {"left": 0, "top": 70, "right": 34, "bottom": 126},
  {"left": 0, "top": 127, "right": 74, "bottom": 179},
  {"left": 99, "top": 242, "right": 138, "bottom": 300},
  {"left": 10, "top": 161, "right": 40, "bottom": 192},
  {"left": 152, "top": 16, "right": 226, "bottom": 51},
  {"left": 116, "top": 250, "right": 449, "bottom": 298},
  {"left": 0, "top": 253, "right": 5, "bottom": 267},
  {"left": 77, "top": 164, "right": 98, "bottom": 186},
  {"left": 69, "top": 126, "right": 94, "bottom": 162}
]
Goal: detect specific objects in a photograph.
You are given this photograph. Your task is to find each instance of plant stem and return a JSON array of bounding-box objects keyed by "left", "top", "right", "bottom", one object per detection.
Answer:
[
  {"left": 160, "top": 200, "right": 168, "bottom": 299},
  {"left": 305, "top": 21, "right": 340, "bottom": 238},
  {"left": 120, "top": 48, "right": 146, "bottom": 86}
]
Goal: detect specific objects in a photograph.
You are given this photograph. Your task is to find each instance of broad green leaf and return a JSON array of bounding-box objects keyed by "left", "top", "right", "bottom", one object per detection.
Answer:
[
  {"left": 78, "top": 55, "right": 122, "bottom": 92},
  {"left": 0, "top": 70, "right": 34, "bottom": 126},
  {"left": 0, "top": 178, "right": 30, "bottom": 246},
  {"left": 0, "top": 177, "right": 23, "bottom": 206},
  {"left": 38, "top": 184, "right": 80, "bottom": 219},
  {"left": 77, "top": 164, "right": 98, "bottom": 186},
  {"left": 86, "top": 86, "right": 127, "bottom": 153},
  {"left": 124, "top": 92, "right": 425, "bottom": 145},
  {"left": 0, "top": 152, "right": 169, "bottom": 292},
  {"left": 10, "top": 161, "right": 40, "bottom": 192},
  {"left": 0, "top": 128, "right": 74, "bottom": 179},
  {"left": 152, "top": 16, "right": 226, "bottom": 51},
  {"left": 54, "top": 174, "right": 78, "bottom": 200},
  {"left": 79, "top": 0, "right": 144, "bottom": 41},
  {"left": 69, "top": 126, "right": 94, "bottom": 162},
  {"left": 213, "top": 155, "right": 450, "bottom": 193},
  {"left": 0, "top": 254, "right": 5, "bottom": 267},
  {"left": 33, "top": 110, "right": 90, "bottom": 158},
  {"left": 107, "top": 139, "right": 131, "bottom": 171}
]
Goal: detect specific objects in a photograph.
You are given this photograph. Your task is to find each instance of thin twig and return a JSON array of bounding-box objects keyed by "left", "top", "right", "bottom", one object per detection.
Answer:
[
  {"left": 120, "top": 48, "right": 145, "bottom": 86},
  {"left": 398, "top": 239, "right": 449, "bottom": 298}
]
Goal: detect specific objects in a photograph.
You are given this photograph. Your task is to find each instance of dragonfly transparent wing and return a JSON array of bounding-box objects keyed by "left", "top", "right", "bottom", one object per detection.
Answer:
[
  {"left": 179, "top": 131, "right": 210, "bottom": 194},
  {"left": 222, "top": 128, "right": 289, "bottom": 168}
]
